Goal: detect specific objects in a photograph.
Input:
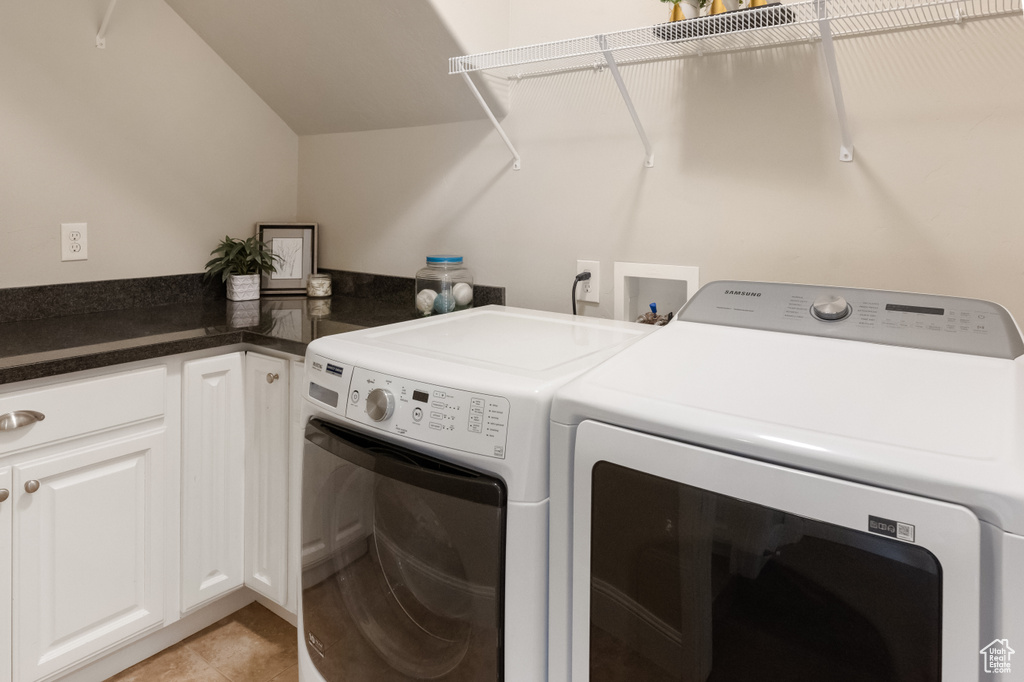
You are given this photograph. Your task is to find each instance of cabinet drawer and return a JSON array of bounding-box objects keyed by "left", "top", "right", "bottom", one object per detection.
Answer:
[{"left": 0, "top": 366, "right": 165, "bottom": 457}]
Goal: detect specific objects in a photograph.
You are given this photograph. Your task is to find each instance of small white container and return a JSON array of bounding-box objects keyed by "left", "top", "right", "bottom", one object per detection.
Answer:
[{"left": 307, "top": 273, "right": 332, "bottom": 298}]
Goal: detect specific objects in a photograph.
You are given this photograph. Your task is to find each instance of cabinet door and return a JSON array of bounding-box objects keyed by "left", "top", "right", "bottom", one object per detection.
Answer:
[
  {"left": 15, "top": 432, "right": 165, "bottom": 682},
  {"left": 181, "top": 353, "right": 245, "bottom": 611},
  {"left": 1, "top": 467, "right": 11, "bottom": 682},
  {"left": 244, "top": 352, "right": 290, "bottom": 607}
]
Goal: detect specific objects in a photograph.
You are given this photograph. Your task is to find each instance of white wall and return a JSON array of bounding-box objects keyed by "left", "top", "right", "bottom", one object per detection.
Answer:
[
  {"left": 0, "top": 0, "right": 298, "bottom": 289},
  {"left": 300, "top": 3, "right": 1024, "bottom": 321}
]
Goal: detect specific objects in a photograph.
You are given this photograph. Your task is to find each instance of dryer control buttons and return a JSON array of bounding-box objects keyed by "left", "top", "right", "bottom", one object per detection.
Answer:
[
  {"left": 366, "top": 388, "right": 395, "bottom": 422},
  {"left": 811, "top": 294, "right": 852, "bottom": 321}
]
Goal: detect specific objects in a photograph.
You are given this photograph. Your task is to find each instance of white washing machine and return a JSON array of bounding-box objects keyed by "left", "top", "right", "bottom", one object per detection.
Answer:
[
  {"left": 549, "top": 281, "right": 1024, "bottom": 682},
  {"left": 298, "top": 305, "right": 653, "bottom": 681}
]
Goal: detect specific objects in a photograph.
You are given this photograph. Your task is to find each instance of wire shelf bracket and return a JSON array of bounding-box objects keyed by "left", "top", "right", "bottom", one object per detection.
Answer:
[
  {"left": 816, "top": 0, "right": 854, "bottom": 161},
  {"left": 455, "top": 38, "right": 657, "bottom": 170},
  {"left": 600, "top": 35, "right": 656, "bottom": 168},
  {"left": 461, "top": 72, "right": 521, "bottom": 170},
  {"left": 96, "top": 0, "right": 119, "bottom": 49}
]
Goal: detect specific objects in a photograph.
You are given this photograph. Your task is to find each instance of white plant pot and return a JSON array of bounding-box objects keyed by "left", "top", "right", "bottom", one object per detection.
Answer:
[
  {"left": 681, "top": 1, "right": 701, "bottom": 18},
  {"left": 226, "top": 274, "right": 261, "bottom": 301}
]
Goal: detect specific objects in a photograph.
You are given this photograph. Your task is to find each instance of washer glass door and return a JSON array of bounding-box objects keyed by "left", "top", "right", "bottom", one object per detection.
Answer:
[{"left": 302, "top": 418, "right": 506, "bottom": 681}]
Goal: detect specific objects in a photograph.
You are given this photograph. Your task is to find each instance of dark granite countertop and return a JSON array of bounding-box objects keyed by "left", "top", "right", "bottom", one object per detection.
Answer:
[
  {"left": 0, "top": 271, "right": 504, "bottom": 386},
  {"left": 0, "top": 295, "right": 416, "bottom": 385}
]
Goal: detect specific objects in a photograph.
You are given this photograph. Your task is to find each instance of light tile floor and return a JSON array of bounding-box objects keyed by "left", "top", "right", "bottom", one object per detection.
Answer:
[{"left": 105, "top": 603, "right": 298, "bottom": 682}]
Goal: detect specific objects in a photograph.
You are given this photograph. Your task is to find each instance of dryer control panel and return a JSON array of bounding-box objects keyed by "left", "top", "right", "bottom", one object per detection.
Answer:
[
  {"left": 307, "top": 358, "right": 511, "bottom": 459},
  {"left": 680, "top": 280, "right": 1024, "bottom": 359}
]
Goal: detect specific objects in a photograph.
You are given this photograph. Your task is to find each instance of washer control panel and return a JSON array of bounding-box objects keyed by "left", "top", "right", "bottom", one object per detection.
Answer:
[
  {"left": 680, "top": 280, "right": 1024, "bottom": 359},
  {"left": 344, "top": 366, "right": 510, "bottom": 459}
]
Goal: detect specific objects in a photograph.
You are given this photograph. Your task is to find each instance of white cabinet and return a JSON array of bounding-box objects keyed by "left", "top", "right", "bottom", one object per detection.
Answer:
[
  {"left": 0, "top": 345, "right": 305, "bottom": 680},
  {"left": 1, "top": 467, "right": 12, "bottom": 682},
  {"left": 243, "top": 352, "right": 291, "bottom": 607},
  {"left": 182, "top": 349, "right": 300, "bottom": 616},
  {"left": 0, "top": 369, "right": 165, "bottom": 458},
  {"left": 0, "top": 364, "right": 168, "bottom": 682},
  {"left": 14, "top": 432, "right": 165, "bottom": 682},
  {"left": 181, "top": 353, "right": 245, "bottom": 611}
]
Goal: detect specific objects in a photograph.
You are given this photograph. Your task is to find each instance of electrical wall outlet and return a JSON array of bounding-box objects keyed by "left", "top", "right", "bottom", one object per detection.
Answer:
[
  {"left": 61, "top": 223, "right": 88, "bottom": 261},
  {"left": 576, "top": 260, "right": 600, "bottom": 303}
]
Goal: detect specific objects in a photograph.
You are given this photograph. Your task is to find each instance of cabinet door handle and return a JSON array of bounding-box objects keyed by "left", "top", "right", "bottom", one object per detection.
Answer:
[
  {"left": 266, "top": 373, "right": 279, "bottom": 384},
  {"left": 24, "top": 480, "right": 40, "bottom": 494},
  {"left": 0, "top": 489, "right": 8, "bottom": 503},
  {"left": 0, "top": 410, "right": 45, "bottom": 431}
]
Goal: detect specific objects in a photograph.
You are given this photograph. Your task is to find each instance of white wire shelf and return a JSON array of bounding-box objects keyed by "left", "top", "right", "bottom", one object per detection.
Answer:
[
  {"left": 451, "top": 0, "right": 1020, "bottom": 78},
  {"left": 450, "top": 0, "right": 1022, "bottom": 169}
]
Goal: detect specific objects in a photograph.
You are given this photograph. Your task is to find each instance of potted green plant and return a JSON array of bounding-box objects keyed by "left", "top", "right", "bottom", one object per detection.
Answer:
[{"left": 204, "top": 235, "right": 280, "bottom": 301}]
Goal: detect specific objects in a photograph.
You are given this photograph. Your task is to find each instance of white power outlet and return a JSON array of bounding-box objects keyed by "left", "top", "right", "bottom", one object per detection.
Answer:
[
  {"left": 576, "top": 260, "right": 600, "bottom": 303},
  {"left": 61, "top": 223, "right": 88, "bottom": 261}
]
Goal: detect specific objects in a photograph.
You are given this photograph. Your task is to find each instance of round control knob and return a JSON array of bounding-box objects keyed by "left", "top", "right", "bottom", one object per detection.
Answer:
[
  {"left": 365, "top": 388, "right": 395, "bottom": 422},
  {"left": 811, "top": 294, "right": 851, "bottom": 321}
]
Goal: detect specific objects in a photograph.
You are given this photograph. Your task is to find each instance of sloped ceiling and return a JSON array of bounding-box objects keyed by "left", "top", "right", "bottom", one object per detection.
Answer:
[{"left": 164, "top": 0, "right": 506, "bottom": 135}]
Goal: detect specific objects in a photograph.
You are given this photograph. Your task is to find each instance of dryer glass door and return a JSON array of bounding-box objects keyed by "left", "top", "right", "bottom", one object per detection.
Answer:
[{"left": 302, "top": 418, "right": 506, "bottom": 681}]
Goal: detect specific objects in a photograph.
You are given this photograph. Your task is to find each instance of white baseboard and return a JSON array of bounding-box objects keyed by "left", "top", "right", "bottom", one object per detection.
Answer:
[{"left": 255, "top": 593, "right": 298, "bottom": 628}]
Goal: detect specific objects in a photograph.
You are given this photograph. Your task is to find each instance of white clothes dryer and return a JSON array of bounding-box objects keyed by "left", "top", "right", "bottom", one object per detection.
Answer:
[
  {"left": 298, "top": 306, "right": 652, "bottom": 681},
  {"left": 549, "top": 281, "right": 1024, "bottom": 682}
]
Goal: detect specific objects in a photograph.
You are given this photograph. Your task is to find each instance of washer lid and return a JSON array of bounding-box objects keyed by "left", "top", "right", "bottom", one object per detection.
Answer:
[{"left": 551, "top": 305, "right": 1024, "bottom": 533}]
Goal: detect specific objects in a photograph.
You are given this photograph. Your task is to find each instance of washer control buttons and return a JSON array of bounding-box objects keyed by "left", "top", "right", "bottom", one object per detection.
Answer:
[
  {"left": 811, "top": 294, "right": 852, "bottom": 321},
  {"left": 366, "top": 388, "right": 395, "bottom": 422}
]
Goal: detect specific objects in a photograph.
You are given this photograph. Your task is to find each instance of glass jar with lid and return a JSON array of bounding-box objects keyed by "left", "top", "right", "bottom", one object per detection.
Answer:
[{"left": 415, "top": 255, "right": 474, "bottom": 316}]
